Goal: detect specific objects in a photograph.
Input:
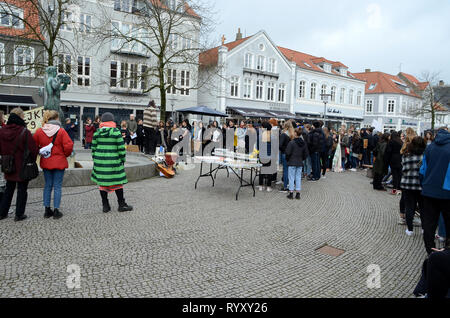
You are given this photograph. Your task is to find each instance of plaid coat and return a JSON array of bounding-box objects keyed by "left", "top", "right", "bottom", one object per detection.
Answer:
[{"left": 401, "top": 154, "right": 423, "bottom": 191}]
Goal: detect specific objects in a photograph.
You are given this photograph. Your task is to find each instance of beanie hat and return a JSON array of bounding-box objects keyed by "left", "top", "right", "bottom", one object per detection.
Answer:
[{"left": 101, "top": 112, "right": 115, "bottom": 122}]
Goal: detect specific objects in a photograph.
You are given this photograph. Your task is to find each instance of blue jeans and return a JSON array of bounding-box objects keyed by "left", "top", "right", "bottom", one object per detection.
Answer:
[
  {"left": 438, "top": 213, "right": 447, "bottom": 238},
  {"left": 310, "top": 152, "right": 321, "bottom": 180},
  {"left": 281, "top": 153, "right": 288, "bottom": 189},
  {"left": 303, "top": 156, "right": 312, "bottom": 176},
  {"left": 288, "top": 166, "right": 303, "bottom": 192},
  {"left": 43, "top": 169, "right": 65, "bottom": 209}
]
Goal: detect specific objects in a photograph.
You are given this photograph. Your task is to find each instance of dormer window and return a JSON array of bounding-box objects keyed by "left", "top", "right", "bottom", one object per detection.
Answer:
[
  {"left": 322, "top": 63, "right": 331, "bottom": 73},
  {"left": 368, "top": 83, "right": 377, "bottom": 90},
  {"left": 340, "top": 68, "right": 348, "bottom": 76},
  {"left": 303, "top": 62, "right": 312, "bottom": 68}
]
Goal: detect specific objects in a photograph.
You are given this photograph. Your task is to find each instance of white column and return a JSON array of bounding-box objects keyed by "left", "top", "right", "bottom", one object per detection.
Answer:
[
  {"left": 289, "top": 62, "right": 296, "bottom": 114},
  {"left": 218, "top": 46, "right": 228, "bottom": 113}
]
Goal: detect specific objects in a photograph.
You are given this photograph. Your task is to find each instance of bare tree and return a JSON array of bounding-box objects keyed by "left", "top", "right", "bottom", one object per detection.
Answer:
[
  {"left": 93, "top": 0, "right": 217, "bottom": 122},
  {"left": 0, "top": 0, "right": 82, "bottom": 81},
  {"left": 408, "top": 71, "right": 449, "bottom": 130}
]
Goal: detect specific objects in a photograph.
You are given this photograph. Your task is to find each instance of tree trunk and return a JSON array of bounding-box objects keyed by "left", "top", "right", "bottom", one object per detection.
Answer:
[{"left": 158, "top": 56, "right": 167, "bottom": 123}]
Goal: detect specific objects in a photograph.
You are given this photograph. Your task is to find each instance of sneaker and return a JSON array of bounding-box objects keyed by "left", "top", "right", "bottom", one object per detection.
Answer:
[
  {"left": 390, "top": 190, "right": 397, "bottom": 195},
  {"left": 287, "top": 193, "right": 294, "bottom": 200},
  {"left": 276, "top": 181, "right": 283, "bottom": 185},
  {"left": 309, "top": 178, "right": 318, "bottom": 182},
  {"left": 258, "top": 186, "right": 265, "bottom": 192},
  {"left": 266, "top": 187, "right": 273, "bottom": 193},
  {"left": 399, "top": 218, "right": 406, "bottom": 225},
  {"left": 279, "top": 188, "right": 288, "bottom": 193},
  {"left": 406, "top": 229, "right": 414, "bottom": 236},
  {"left": 350, "top": 168, "right": 357, "bottom": 172},
  {"left": 322, "top": 176, "right": 327, "bottom": 179},
  {"left": 413, "top": 218, "right": 422, "bottom": 227},
  {"left": 14, "top": 215, "right": 27, "bottom": 222},
  {"left": 118, "top": 203, "right": 133, "bottom": 212},
  {"left": 295, "top": 193, "right": 301, "bottom": 200}
]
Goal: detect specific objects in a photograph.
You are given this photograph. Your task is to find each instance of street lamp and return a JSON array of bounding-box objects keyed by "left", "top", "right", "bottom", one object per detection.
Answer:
[{"left": 320, "top": 93, "right": 332, "bottom": 126}]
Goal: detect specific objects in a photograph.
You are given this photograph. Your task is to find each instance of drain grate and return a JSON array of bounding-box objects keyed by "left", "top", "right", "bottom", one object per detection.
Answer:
[{"left": 316, "top": 244, "right": 345, "bottom": 257}]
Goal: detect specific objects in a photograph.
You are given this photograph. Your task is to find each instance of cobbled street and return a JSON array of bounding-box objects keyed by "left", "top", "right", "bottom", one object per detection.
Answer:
[{"left": 0, "top": 166, "right": 427, "bottom": 298}]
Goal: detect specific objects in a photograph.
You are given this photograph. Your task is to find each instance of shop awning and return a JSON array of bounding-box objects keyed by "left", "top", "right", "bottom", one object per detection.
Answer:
[
  {"left": 265, "top": 110, "right": 297, "bottom": 119},
  {"left": 227, "top": 107, "right": 271, "bottom": 118},
  {"left": 178, "top": 105, "right": 228, "bottom": 117},
  {"left": 0, "top": 94, "right": 36, "bottom": 106}
]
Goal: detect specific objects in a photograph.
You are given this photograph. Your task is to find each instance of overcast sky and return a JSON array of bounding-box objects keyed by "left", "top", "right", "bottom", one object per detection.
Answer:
[{"left": 207, "top": 0, "right": 450, "bottom": 83}]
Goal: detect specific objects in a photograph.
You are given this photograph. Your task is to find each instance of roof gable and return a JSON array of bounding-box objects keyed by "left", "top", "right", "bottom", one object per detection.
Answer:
[{"left": 353, "top": 71, "right": 420, "bottom": 98}]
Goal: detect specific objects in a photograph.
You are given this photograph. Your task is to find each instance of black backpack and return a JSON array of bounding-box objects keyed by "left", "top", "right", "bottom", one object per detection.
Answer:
[
  {"left": 1, "top": 128, "right": 26, "bottom": 174},
  {"left": 19, "top": 131, "right": 39, "bottom": 181}
]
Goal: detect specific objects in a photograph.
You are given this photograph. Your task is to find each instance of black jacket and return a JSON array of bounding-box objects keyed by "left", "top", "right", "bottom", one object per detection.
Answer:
[
  {"left": 384, "top": 140, "right": 403, "bottom": 169},
  {"left": 279, "top": 132, "right": 290, "bottom": 154},
  {"left": 285, "top": 137, "right": 309, "bottom": 167},
  {"left": 307, "top": 128, "right": 325, "bottom": 153}
]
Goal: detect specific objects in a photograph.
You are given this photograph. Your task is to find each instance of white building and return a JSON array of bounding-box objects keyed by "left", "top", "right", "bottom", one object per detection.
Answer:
[{"left": 198, "top": 29, "right": 365, "bottom": 129}]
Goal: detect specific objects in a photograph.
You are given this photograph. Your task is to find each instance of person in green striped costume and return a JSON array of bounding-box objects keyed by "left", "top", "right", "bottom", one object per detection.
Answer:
[{"left": 91, "top": 112, "right": 133, "bottom": 213}]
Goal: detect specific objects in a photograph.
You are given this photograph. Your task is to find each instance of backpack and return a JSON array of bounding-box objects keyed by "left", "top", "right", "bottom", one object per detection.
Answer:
[{"left": 1, "top": 128, "right": 25, "bottom": 174}]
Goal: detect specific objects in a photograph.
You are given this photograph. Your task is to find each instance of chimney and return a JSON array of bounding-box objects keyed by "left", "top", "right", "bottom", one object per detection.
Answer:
[
  {"left": 439, "top": 80, "right": 445, "bottom": 87},
  {"left": 236, "top": 28, "right": 243, "bottom": 41},
  {"left": 365, "top": 69, "right": 371, "bottom": 73}
]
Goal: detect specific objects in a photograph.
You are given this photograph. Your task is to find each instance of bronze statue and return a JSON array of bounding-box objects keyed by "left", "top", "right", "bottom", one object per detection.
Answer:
[{"left": 44, "top": 66, "right": 70, "bottom": 120}]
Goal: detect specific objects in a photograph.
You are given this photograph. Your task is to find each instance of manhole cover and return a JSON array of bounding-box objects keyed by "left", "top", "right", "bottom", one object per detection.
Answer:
[{"left": 316, "top": 245, "right": 345, "bottom": 257}]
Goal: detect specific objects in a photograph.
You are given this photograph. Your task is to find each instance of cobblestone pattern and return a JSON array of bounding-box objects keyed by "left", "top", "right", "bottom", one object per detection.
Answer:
[{"left": 0, "top": 167, "right": 427, "bottom": 298}]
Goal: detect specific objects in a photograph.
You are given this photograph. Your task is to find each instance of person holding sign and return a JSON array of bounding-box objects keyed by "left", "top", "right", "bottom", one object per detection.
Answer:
[{"left": 33, "top": 111, "right": 74, "bottom": 220}]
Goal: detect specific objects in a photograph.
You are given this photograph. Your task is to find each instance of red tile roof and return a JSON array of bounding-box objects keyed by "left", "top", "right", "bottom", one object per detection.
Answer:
[
  {"left": 199, "top": 36, "right": 252, "bottom": 67},
  {"left": 353, "top": 71, "right": 420, "bottom": 98}
]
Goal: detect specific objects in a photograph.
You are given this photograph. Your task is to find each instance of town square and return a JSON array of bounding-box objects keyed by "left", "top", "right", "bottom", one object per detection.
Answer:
[{"left": 0, "top": 0, "right": 449, "bottom": 303}]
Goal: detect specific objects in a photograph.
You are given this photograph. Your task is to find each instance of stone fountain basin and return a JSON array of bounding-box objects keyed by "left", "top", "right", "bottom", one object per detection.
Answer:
[{"left": 29, "top": 149, "right": 157, "bottom": 188}]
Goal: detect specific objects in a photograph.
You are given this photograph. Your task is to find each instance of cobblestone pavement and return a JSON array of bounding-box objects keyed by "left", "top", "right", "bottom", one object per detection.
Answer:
[{"left": 0, "top": 166, "right": 427, "bottom": 298}]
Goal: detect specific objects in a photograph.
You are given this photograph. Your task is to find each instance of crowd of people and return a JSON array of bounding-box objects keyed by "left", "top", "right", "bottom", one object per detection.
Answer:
[{"left": 0, "top": 103, "right": 449, "bottom": 298}]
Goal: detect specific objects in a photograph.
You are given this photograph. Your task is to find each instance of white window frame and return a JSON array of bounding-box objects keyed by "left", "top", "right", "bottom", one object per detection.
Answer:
[
  {"left": 299, "top": 81, "right": 305, "bottom": 98},
  {"left": 77, "top": 56, "right": 91, "bottom": 87},
  {"left": 110, "top": 60, "right": 148, "bottom": 91},
  {"left": 180, "top": 70, "right": 190, "bottom": 96},
  {"left": 230, "top": 76, "right": 239, "bottom": 97},
  {"left": 349, "top": 89, "right": 354, "bottom": 105},
  {"left": 268, "top": 58, "right": 276, "bottom": 73},
  {"left": 267, "top": 82, "right": 275, "bottom": 101},
  {"left": 57, "top": 54, "right": 72, "bottom": 75},
  {"left": 244, "top": 53, "right": 253, "bottom": 69},
  {"left": 256, "top": 80, "right": 264, "bottom": 100},
  {"left": 167, "top": 69, "right": 177, "bottom": 94},
  {"left": 366, "top": 100, "right": 373, "bottom": 113},
  {"left": 79, "top": 14, "right": 92, "bottom": 33},
  {"left": 331, "top": 86, "right": 336, "bottom": 102},
  {"left": 0, "top": 5, "right": 24, "bottom": 29},
  {"left": 278, "top": 83, "right": 286, "bottom": 103},
  {"left": 111, "top": 21, "right": 133, "bottom": 52},
  {"left": 243, "top": 78, "right": 252, "bottom": 99},
  {"left": 114, "top": 0, "right": 133, "bottom": 13},
  {"left": 357, "top": 91, "right": 362, "bottom": 106},
  {"left": 387, "top": 100, "right": 395, "bottom": 113},
  {"left": 310, "top": 83, "right": 316, "bottom": 100},
  {"left": 61, "top": 11, "right": 74, "bottom": 31},
  {"left": 340, "top": 88, "right": 345, "bottom": 104},
  {"left": 169, "top": 33, "right": 179, "bottom": 51},
  {"left": 256, "top": 55, "right": 265, "bottom": 71},
  {"left": 14, "top": 46, "right": 34, "bottom": 77},
  {"left": 320, "top": 84, "right": 327, "bottom": 100}
]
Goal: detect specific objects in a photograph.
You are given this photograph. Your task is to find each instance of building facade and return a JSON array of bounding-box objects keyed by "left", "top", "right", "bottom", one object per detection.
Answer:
[
  {"left": 353, "top": 70, "right": 431, "bottom": 133},
  {"left": 199, "top": 29, "right": 365, "bottom": 128}
]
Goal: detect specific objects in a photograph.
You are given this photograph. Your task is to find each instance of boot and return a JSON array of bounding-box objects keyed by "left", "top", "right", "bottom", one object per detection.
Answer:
[
  {"left": 53, "top": 209, "right": 63, "bottom": 220},
  {"left": 296, "top": 193, "right": 301, "bottom": 200},
  {"left": 100, "top": 191, "right": 111, "bottom": 213},
  {"left": 115, "top": 189, "right": 133, "bottom": 212},
  {"left": 44, "top": 207, "right": 54, "bottom": 219},
  {"left": 287, "top": 192, "right": 294, "bottom": 200}
]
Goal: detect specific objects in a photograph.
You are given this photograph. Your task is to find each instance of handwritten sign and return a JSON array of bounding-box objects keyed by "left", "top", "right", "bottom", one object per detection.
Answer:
[{"left": 4, "top": 107, "right": 45, "bottom": 134}]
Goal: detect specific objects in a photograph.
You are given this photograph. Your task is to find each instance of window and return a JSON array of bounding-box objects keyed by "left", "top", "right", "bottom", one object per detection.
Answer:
[
  {"left": 387, "top": 100, "right": 395, "bottom": 113},
  {"left": 79, "top": 14, "right": 92, "bottom": 33},
  {"left": 331, "top": 86, "right": 336, "bottom": 102},
  {"left": 77, "top": 57, "right": 90, "bottom": 87},
  {"left": 357, "top": 91, "right": 362, "bottom": 106},
  {"left": 180, "top": 70, "right": 190, "bottom": 95},
  {"left": 299, "top": 81, "right": 305, "bottom": 98},
  {"left": 182, "top": 37, "right": 192, "bottom": 50},
  {"left": 310, "top": 83, "right": 316, "bottom": 100},
  {"left": 110, "top": 61, "right": 118, "bottom": 87},
  {"left": 278, "top": 83, "right": 286, "bottom": 103},
  {"left": 230, "top": 76, "right": 239, "bottom": 97},
  {"left": 340, "top": 88, "right": 345, "bottom": 103},
  {"left": 368, "top": 83, "right": 377, "bottom": 90},
  {"left": 0, "top": 5, "right": 23, "bottom": 29},
  {"left": 256, "top": 80, "right": 264, "bottom": 100},
  {"left": 349, "top": 89, "right": 354, "bottom": 105},
  {"left": 15, "top": 46, "right": 34, "bottom": 76},
  {"left": 60, "top": 11, "right": 73, "bottom": 31},
  {"left": 267, "top": 82, "right": 275, "bottom": 101},
  {"left": 114, "top": 0, "right": 132, "bottom": 12},
  {"left": 57, "top": 54, "right": 71, "bottom": 75},
  {"left": 243, "top": 78, "right": 252, "bottom": 99},
  {"left": 0, "top": 43, "right": 4, "bottom": 74},
  {"left": 111, "top": 21, "right": 133, "bottom": 52},
  {"left": 257, "top": 56, "right": 265, "bottom": 71},
  {"left": 366, "top": 100, "right": 373, "bottom": 113},
  {"left": 244, "top": 53, "right": 253, "bottom": 69},
  {"left": 130, "top": 64, "right": 138, "bottom": 89},
  {"left": 141, "top": 65, "right": 148, "bottom": 91},
  {"left": 320, "top": 85, "right": 327, "bottom": 100},
  {"left": 268, "top": 58, "right": 276, "bottom": 73},
  {"left": 169, "top": 34, "right": 179, "bottom": 50},
  {"left": 167, "top": 69, "right": 177, "bottom": 94}
]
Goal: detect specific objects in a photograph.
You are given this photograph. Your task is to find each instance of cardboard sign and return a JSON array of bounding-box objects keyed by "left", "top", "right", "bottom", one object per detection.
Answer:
[{"left": 4, "top": 107, "right": 45, "bottom": 134}]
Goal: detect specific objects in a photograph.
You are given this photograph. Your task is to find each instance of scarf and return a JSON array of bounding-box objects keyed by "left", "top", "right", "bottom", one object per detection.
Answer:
[{"left": 6, "top": 113, "right": 26, "bottom": 127}]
